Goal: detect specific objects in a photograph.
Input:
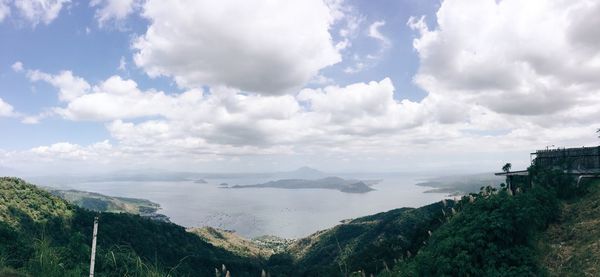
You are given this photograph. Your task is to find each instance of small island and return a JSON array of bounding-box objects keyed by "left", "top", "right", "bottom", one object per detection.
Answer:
[{"left": 230, "top": 176, "right": 379, "bottom": 193}]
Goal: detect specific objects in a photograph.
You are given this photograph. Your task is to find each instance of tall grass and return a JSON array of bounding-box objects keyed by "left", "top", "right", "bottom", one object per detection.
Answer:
[{"left": 25, "top": 236, "right": 83, "bottom": 277}]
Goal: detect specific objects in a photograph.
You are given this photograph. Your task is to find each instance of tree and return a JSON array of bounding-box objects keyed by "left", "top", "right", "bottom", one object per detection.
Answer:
[{"left": 502, "top": 163, "right": 512, "bottom": 193}]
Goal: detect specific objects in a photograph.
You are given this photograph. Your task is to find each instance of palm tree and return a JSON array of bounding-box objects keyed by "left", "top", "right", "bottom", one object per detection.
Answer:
[{"left": 502, "top": 163, "right": 512, "bottom": 193}]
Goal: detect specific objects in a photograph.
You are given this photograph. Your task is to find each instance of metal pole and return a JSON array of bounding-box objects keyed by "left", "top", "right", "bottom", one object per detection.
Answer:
[{"left": 89, "top": 216, "right": 99, "bottom": 277}]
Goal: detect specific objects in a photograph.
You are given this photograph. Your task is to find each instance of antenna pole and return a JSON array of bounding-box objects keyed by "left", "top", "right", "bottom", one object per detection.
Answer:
[{"left": 89, "top": 216, "right": 99, "bottom": 277}]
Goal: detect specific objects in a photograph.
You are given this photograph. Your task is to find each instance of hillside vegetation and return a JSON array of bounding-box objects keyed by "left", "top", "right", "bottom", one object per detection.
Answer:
[
  {"left": 0, "top": 163, "right": 597, "bottom": 276},
  {"left": 188, "top": 227, "right": 274, "bottom": 259},
  {"left": 266, "top": 201, "right": 455, "bottom": 276},
  {"left": 46, "top": 189, "right": 169, "bottom": 222},
  {"left": 541, "top": 179, "right": 600, "bottom": 276},
  {"left": 379, "top": 165, "right": 591, "bottom": 277},
  {"left": 0, "top": 177, "right": 262, "bottom": 276}
]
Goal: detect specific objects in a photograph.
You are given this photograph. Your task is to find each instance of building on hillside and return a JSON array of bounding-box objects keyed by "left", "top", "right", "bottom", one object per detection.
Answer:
[
  {"left": 495, "top": 145, "right": 600, "bottom": 190},
  {"left": 531, "top": 146, "right": 600, "bottom": 173}
]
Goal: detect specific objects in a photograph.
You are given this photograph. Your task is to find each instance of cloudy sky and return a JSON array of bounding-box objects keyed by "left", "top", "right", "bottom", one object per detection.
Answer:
[{"left": 1, "top": 0, "right": 599, "bottom": 175}]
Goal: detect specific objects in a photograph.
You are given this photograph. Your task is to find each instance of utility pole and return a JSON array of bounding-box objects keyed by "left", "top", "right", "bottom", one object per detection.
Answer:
[{"left": 89, "top": 216, "right": 99, "bottom": 277}]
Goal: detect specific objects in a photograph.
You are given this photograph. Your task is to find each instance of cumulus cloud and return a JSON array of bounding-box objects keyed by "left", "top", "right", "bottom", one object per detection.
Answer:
[
  {"left": 90, "top": 0, "right": 140, "bottom": 27},
  {"left": 0, "top": 98, "right": 16, "bottom": 117},
  {"left": 13, "top": 0, "right": 70, "bottom": 26},
  {"left": 23, "top": 64, "right": 431, "bottom": 154},
  {"left": 30, "top": 140, "right": 112, "bottom": 161},
  {"left": 7, "top": 0, "right": 600, "bottom": 173},
  {"left": 55, "top": 75, "right": 201, "bottom": 121},
  {"left": 11, "top": 61, "right": 23, "bottom": 72},
  {"left": 133, "top": 0, "right": 342, "bottom": 95},
  {"left": 298, "top": 78, "right": 423, "bottom": 134},
  {"left": 409, "top": 0, "right": 600, "bottom": 117},
  {"left": 27, "top": 69, "right": 91, "bottom": 102}
]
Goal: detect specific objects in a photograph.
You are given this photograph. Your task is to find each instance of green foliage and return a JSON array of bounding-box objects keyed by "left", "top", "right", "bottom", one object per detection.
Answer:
[
  {"left": 0, "top": 163, "right": 589, "bottom": 277},
  {"left": 25, "top": 236, "right": 84, "bottom": 277},
  {"left": 271, "top": 201, "right": 455, "bottom": 276},
  {"left": 541, "top": 179, "right": 600, "bottom": 276},
  {"left": 384, "top": 164, "right": 579, "bottom": 277},
  {"left": 529, "top": 164, "right": 583, "bottom": 199},
  {"left": 48, "top": 189, "right": 161, "bottom": 215},
  {"left": 397, "top": 186, "right": 558, "bottom": 276},
  {"left": 0, "top": 177, "right": 263, "bottom": 276}
]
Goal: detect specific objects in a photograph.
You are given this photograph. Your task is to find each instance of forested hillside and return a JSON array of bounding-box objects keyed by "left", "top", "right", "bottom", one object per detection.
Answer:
[
  {"left": 1, "top": 163, "right": 597, "bottom": 277},
  {"left": 380, "top": 165, "right": 593, "bottom": 277},
  {"left": 267, "top": 201, "right": 455, "bottom": 276},
  {"left": 0, "top": 177, "right": 262, "bottom": 276}
]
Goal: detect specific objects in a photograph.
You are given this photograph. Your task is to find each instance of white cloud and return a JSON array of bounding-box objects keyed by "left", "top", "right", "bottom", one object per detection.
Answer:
[
  {"left": 343, "top": 62, "right": 365, "bottom": 74},
  {"left": 368, "top": 20, "right": 390, "bottom": 47},
  {"left": 13, "top": 0, "right": 70, "bottom": 26},
  {"left": 331, "top": 0, "right": 363, "bottom": 51},
  {"left": 0, "top": 0, "right": 10, "bottom": 22},
  {"left": 21, "top": 115, "right": 41, "bottom": 124},
  {"left": 28, "top": 140, "right": 114, "bottom": 163},
  {"left": 409, "top": 0, "right": 600, "bottom": 117},
  {"left": 20, "top": 110, "right": 53, "bottom": 124},
  {"left": 27, "top": 69, "right": 91, "bottom": 102},
  {"left": 55, "top": 75, "right": 192, "bottom": 121},
  {"left": 49, "top": 71, "right": 432, "bottom": 152},
  {"left": 310, "top": 74, "right": 334, "bottom": 85},
  {"left": 11, "top": 61, "right": 23, "bottom": 72},
  {"left": 133, "top": 0, "right": 342, "bottom": 95},
  {"left": 90, "top": 0, "right": 140, "bottom": 27},
  {"left": 341, "top": 19, "right": 390, "bottom": 75},
  {"left": 0, "top": 98, "right": 16, "bottom": 117},
  {"left": 117, "top": 56, "right": 126, "bottom": 71},
  {"left": 7, "top": 0, "right": 600, "bottom": 173},
  {"left": 298, "top": 78, "right": 425, "bottom": 135}
]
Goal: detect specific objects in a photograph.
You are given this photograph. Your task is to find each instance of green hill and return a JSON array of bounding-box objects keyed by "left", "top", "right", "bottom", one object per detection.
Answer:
[
  {"left": 46, "top": 189, "right": 169, "bottom": 222},
  {"left": 1, "top": 166, "right": 597, "bottom": 277},
  {"left": 188, "top": 227, "right": 275, "bottom": 259},
  {"left": 0, "top": 177, "right": 262, "bottom": 276},
  {"left": 541, "top": 179, "right": 600, "bottom": 276},
  {"left": 377, "top": 165, "right": 594, "bottom": 277},
  {"left": 266, "top": 200, "right": 455, "bottom": 276}
]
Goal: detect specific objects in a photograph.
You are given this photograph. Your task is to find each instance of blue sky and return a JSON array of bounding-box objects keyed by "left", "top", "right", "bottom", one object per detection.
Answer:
[
  {"left": 0, "top": 0, "right": 599, "bottom": 175},
  {"left": 1, "top": 0, "right": 437, "bottom": 149}
]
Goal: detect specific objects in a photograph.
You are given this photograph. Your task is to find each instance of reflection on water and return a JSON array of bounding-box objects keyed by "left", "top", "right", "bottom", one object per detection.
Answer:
[{"left": 48, "top": 174, "right": 447, "bottom": 238}]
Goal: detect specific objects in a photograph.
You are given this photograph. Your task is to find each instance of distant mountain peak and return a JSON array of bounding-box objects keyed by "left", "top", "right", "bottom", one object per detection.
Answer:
[
  {"left": 293, "top": 166, "right": 324, "bottom": 173},
  {"left": 275, "top": 166, "right": 327, "bottom": 180}
]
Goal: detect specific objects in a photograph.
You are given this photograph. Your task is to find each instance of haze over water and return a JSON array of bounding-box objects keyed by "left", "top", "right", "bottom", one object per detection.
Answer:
[{"left": 48, "top": 174, "right": 447, "bottom": 238}]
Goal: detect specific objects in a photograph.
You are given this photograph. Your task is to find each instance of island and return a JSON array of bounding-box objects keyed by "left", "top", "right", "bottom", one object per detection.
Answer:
[{"left": 230, "top": 176, "right": 379, "bottom": 193}]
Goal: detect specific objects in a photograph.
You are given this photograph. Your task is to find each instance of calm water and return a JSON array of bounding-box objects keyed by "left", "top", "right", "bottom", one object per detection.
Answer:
[{"left": 48, "top": 175, "right": 447, "bottom": 238}]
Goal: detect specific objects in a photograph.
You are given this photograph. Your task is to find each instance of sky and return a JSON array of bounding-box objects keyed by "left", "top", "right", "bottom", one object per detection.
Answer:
[{"left": 0, "top": 0, "right": 599, "bottom": 175}]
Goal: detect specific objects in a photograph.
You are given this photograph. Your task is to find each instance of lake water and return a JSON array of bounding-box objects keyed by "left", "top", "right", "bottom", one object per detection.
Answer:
[{"left": 47, "top": 174, "right": 447, "bottom": 238}]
